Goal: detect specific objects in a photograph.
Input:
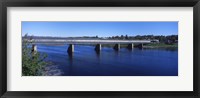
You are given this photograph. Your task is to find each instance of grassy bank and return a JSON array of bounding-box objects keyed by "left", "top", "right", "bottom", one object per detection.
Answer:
[{"left": 143, "top": 43, "right": 178, "bottom": 48}]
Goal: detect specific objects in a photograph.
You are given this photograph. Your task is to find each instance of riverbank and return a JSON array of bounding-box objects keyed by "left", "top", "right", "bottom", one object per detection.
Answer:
[
  {"left": 143, "top": 43, "right": 178, "bottom": 48},
  {"left": 101, "top": 43, "right": 178, "bottom": 48}
]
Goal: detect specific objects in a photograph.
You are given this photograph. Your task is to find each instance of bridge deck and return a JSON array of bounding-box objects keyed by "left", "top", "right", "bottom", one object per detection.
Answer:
[{"left": 30, "top": 39, "right": 152, "bottom": 44}]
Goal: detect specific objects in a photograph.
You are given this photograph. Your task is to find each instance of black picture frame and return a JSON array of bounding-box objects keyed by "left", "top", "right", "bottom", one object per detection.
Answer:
[{"left": 0, "top": 0, "right": 200, "bottom": 98}]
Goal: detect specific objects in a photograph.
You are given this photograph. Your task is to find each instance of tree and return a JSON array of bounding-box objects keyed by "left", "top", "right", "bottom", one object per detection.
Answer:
[
  {"left": 125, "top": 35, "right": 128, "bottom": 39},
  {"left": 120, "top": 35, "right": 124, "bottom": 39},
  {"left": 22, "top": 34, "right": 47, "bottom": 76}
]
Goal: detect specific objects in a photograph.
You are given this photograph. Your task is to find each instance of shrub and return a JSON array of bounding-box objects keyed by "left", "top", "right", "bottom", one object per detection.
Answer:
[{"left": 22, "top": 34, "right": 47, "bottom": 76}]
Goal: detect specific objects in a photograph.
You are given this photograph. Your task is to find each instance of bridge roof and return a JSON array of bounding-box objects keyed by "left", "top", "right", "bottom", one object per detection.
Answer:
[{"left": 30, "top": 39, "right": 152, "bottom": 44}]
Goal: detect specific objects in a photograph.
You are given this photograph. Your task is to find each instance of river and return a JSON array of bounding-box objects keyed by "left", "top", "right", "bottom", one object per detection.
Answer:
[{"left": 37, "top": 44, "right": 178, "bottom": 76}]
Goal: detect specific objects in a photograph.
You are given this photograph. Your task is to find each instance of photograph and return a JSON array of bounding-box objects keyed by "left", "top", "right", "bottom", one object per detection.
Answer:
[
  {"left": 22, "top": 21, "right": 178, "bottom": 76},
  {"left": 1, "top": 0, "right": 199, "bottom": 97}
]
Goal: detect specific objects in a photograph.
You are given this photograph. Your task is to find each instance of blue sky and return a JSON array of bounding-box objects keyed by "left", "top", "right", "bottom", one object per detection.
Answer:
[{"left": 22, "top": 22, "right": 178, "bottom": 37}]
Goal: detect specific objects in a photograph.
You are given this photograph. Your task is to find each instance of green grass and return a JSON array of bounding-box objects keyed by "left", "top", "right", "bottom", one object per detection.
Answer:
[{"left": 144, "top": 43, "right": 178, "bottom": 48}]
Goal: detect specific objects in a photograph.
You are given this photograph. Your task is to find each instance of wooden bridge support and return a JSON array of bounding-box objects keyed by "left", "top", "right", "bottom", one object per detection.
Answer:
[
  {"left": 32, "top": 44, "right": 37, "bottom": 54},
  {"left": 67, "top": 44, "right": 74, "bottom": 55},
  {"left": 95, "top": 44, "right": 101, "bottom": 53},
  {"left": 127, "top": 43, "right": 134, "bottom": 50},
  {"left": 113, "top": 44, "right": 120, "bottom": 51}
]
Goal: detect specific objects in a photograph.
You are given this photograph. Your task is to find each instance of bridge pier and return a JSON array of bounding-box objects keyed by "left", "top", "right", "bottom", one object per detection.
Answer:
[
  {"left": 95, "top": 44, "right": 101, "bottom": 53},
  {"left": 32, "top": 44, "right": 37, "bottom": 54},
  {"left": 127, "top": 43, "right": 134, "bottom": 50},
  {"left": 113, "top": 44, "right": 120, "bottom": 51},
  {"left": 138, "top": 43, "right": 143, "bottom": 49},
  {"left": 67, "top": 44, "right": 74, "bottom": 55}
]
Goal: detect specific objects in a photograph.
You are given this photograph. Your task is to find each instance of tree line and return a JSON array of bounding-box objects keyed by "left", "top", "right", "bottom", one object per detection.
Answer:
[
  {"left": 23, "top": 34, "right": 178, "bottom": 44},
  {"left": 107, "top": 35, "right": 178, "bottom": 43}
]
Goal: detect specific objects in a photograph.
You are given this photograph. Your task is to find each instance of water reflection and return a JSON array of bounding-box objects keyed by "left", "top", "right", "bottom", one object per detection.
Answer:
[{"left": 95, "top": 51, "right": 101, "bottom": 58}]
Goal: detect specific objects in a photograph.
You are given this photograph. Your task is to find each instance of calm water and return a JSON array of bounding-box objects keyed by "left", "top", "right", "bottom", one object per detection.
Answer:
[{"left": 37, "top": 44, "right": 178, "bottom": 76}]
